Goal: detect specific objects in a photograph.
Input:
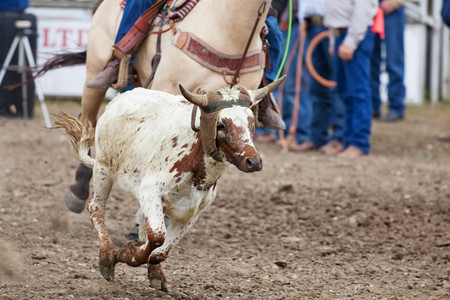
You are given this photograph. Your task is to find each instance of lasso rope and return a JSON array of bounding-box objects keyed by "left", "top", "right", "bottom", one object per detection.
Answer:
[{"left": 274, "top": 0, "right": 292, "bottom": 81}]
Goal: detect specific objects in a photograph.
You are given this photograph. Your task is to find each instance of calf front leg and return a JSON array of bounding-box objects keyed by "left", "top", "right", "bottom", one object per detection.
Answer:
[
  {"left": 146, "top": 217, "right": 200, "bottom": 292},
  {"left": 116, "top": 183, "right": 166, "bottom": 267},
  {"left": 87, "top": 163, "right": 115, "bottom": 281},
  {"left": 148, "top": 264, "right": 168, "bottom": 292}
]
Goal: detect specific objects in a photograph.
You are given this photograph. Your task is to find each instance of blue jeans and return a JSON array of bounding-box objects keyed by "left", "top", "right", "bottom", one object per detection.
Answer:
[
  {"left": 305, "top": 22, "right": 344, "bottom": 147},
  {"left": 335, "top": 29, "right": 374, "bottom": 154},
  {"left": 272, "top": 22, "right": 312, "bottom": 142},
  {"left": 264, "top": 14, "right": 283, "bottom": 83},
  {"left": 370, "top": 6, "right": 406, "bottom": 117},
  {"left": 0, "top": 0, "right": 28, "bottom": 10},
  {"left": 115, "top": 0, "right": 155, "bottom": 43}
]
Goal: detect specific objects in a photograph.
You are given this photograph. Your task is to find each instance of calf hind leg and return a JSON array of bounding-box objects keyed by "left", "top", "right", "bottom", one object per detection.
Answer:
[{"left": 87, "top": 163, "right": 116, "bottom": 281}]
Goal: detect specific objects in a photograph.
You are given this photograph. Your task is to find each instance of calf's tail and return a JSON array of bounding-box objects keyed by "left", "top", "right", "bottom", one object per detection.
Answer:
[{"left": 54, "top": 112, "right": 96, "bottom": 168}]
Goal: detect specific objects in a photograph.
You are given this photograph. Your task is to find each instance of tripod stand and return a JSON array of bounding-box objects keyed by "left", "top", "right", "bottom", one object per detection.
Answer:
[{"left": 0, "top": 19, "right": 51, "bottom": 128}]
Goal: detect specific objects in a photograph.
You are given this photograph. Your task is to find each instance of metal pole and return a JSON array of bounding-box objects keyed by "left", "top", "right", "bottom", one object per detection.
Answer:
[
  {"left": 22, "top": 34, "right": 52, "bottom": 128},
  {"left": 430, "top": 0, "right": 443, "bottom": 104},
  {"left": 441, "top": 26, "right": 450, "bottom": 101},
  {"left": 0, "top": 37, "right": 20, "bottom": 84},
  {"left": 18, "top": 34, "right": 29, "bottom": 121}
]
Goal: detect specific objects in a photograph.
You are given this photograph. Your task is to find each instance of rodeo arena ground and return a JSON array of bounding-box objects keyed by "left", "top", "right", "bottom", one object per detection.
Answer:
[{"left": 0, "top": 0, "right": 450, "bottom": 299}]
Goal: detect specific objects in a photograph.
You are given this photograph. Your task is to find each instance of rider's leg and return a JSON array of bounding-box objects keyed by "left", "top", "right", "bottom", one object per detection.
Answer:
[
  {"left": 87, "top": 0, "right": 156, "bottom": 89},
  {"left": 257, "top": 11, "right": 285, "bottom": 130}
]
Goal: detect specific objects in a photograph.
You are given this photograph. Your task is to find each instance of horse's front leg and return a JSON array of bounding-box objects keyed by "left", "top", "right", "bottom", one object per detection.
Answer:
[
  {"left": 87, "top": 163, "right": 116, "bottom": 281},
  {"left": 80, "top": 85, "right": 108, "bottom": 125}
]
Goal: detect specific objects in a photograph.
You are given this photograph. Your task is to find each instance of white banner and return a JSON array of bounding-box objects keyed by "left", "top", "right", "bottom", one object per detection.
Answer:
[{"left": 27, "top": 7, "right": 116, "bottom": 99}]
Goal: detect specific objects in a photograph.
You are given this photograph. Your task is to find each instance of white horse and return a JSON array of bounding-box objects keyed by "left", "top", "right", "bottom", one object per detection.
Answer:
[{"left": 82, "top": 0, "right": 275, "bottom": 124}]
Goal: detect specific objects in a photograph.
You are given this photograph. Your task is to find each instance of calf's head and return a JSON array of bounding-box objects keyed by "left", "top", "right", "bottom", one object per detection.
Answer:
[{"left": 179, "top": 76, "right": 285, "bottom": 173}]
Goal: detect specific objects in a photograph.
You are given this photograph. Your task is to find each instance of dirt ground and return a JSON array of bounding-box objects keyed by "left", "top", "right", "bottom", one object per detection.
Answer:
[{"left": 0, "top": 99, "right": 449, "bottom": 300}]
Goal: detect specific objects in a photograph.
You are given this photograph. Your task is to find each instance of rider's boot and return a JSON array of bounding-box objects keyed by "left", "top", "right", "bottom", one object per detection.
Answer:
[
  {"left": 86, "top": 0, "right": 167, "bottom": 89},
  {"left": 87, "top": 60, "right": 120, "bottom": 89},
  {"left": 258, "top": 94, "right": 286, "bottom": 130}
]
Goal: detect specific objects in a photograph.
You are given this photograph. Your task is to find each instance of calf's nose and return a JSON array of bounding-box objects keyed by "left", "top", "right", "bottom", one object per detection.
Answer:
[{"left": 244, "top": 157, "right": 262, "bottom": 172}]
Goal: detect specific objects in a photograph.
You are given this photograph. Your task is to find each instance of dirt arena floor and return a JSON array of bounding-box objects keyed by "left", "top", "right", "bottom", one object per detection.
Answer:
[{"left": 0, "top": 99, "right": 449, "bottom": 299}]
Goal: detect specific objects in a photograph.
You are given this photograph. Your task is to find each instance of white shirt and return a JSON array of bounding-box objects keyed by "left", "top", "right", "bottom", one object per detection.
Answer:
[
  {"left": 297, "top": 0, "right": 326, "bottom": 22},
  {"left": 324, "top": 0, "right": 378, "bottom": 49}
]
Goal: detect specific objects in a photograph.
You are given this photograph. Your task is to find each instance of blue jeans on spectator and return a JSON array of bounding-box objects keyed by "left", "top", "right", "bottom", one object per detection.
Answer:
[
  {"left": 370, "top": 5, "right": 406, "bottom": 117},
  {"left": 272, "top": 21, "right": 312, "bottom": 143},
  {"left": 335, "top": 29, "right": 374, "bottom": 154},
  {"left": 255, "top": 13, "right": 284, "bottom": 135},
  {"left": 305, "top": 22, "right": 344, "bottom": 147}
]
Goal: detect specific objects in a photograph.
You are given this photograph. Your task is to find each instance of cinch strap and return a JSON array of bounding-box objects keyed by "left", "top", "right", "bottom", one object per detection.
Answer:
[{"left": 201, "top": 99, "right": 252, "bottom": 114}]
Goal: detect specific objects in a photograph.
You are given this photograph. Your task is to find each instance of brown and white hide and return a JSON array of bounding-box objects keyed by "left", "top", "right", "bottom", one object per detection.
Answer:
[{"left": 54, "top": 78, "right": 285, "bottom": 290}]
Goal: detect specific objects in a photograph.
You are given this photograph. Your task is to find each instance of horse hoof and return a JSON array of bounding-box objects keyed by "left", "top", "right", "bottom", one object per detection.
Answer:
[{"left": 64, "top": 191, "right": 86, "bottom": 214}]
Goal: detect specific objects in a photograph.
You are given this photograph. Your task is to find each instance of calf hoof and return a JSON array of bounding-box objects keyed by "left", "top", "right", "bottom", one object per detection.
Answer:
[
  {"left": 99, "top": 252, "right": 116, "bottom": 281},
  {"left": 64, "top": 191, "right": 86, "bottom": 214},
  {"left": 148, "top": 264, "right": 168, "bottom": 292}
]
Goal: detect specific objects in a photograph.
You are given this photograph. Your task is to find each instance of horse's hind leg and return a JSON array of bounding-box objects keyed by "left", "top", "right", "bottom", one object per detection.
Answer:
[
  {"left": 65, "top": 163, "right": 92, "bottom": 213},
  {"left": 80, "top": 85, "right": 108, "bottom": 125}
]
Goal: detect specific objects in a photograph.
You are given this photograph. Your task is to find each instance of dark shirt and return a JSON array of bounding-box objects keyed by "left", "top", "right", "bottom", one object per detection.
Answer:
[{"left": 0, "top": 0, "right": 29, "bottom": 11}]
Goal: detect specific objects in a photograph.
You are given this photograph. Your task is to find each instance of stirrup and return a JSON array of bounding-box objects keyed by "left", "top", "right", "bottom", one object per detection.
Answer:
[{"left": 111, "top": 54, "right": 132, "bottom": 90}]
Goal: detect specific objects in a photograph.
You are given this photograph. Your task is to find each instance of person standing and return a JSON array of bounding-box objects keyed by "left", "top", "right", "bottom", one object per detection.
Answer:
[
  {"left": 370, "top": 0, "right": 406, "bottom": 122},
  {"left": 324, "top": 0, "right": 378, "bottom": 158},
  {"left": 436, "top": 0, "right": 450, "bottom": 142},
  {"left": 271, "top": 0, "right": 314, "bottom": 148},
  {"left": 293, "top": 0, "right": 345, "bottom": 155}
]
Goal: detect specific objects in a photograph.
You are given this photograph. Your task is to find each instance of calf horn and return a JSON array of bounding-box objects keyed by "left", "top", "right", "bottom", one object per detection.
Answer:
[
  {"left": 179, "top": 84, "right": 208, "bottom": 107},
  {"left": 250, "top": 75, "right": 287, "bottom": 101}
]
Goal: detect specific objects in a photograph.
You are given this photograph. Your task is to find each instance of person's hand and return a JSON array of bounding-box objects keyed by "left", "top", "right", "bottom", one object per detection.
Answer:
[
  {"left": 380, "top": 0, "right": 397, "bottom": 15},
  {"left": 338, "top": 44, "right": 355, "bottom": 61},
  {"left": 300, "top": 21, "right": 307, "bottom": 36}
]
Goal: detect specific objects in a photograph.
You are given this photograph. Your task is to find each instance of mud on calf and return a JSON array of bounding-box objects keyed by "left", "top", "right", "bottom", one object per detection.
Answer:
[{"left": 115, "top": 217, "right": 166, "bottom": 267}]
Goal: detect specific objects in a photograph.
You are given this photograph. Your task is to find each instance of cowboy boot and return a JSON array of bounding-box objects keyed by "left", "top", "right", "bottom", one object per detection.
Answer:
[
  {"left": 88, "top": 1, "right": 168, "bottom": 89},
  {"left": 258, "top": 94, "right": 286, "bottom": 130},
  {"left": 87, "top": 60, "right": 120, "bottom": 89}
]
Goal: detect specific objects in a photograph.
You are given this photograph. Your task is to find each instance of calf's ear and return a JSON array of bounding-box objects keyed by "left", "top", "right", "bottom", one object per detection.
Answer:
[{"left": 179, "top": 84, "right": 208, "bottom": 107}]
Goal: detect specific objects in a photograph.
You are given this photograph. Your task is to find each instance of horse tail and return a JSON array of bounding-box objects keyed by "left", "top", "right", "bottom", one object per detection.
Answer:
[
  {"left": 54, "top": 112, "right": 96, "bottom": 168},
  {"left": 35, "top": 51, "right": 87, "bottom": 78}
]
